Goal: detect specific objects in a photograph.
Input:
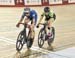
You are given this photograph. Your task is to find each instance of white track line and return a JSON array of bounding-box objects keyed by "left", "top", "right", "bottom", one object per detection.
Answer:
[
  {"left": 0, "top": 36, "right": 15, "bottom": 44},
  {"left": 0, "top": 36, "right": 71, "bottom": 58},
  {"left": 0, "top": 36, "right": 49, "bottom": 52},
  {"left": 0, "top": 36, "right": 16, "bottom": 52}
]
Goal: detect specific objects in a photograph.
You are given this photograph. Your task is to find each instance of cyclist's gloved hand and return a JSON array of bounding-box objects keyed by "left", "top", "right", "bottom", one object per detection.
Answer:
[{"left": 36, "top": 24, "right": 39, "bottom": 28}]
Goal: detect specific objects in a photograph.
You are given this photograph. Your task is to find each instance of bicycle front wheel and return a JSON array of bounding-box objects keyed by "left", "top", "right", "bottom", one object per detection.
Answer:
[
  {"left": 38, "top": 28, "right": 46, "bottom": 48},
  {"left": 16, "top": 31, "right": 25, "bottom": 51}
]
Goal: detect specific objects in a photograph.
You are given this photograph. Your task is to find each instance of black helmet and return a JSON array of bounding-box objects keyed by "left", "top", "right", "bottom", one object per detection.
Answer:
[
  {"left": 24, "top": 7, "right": 30, "bottom": 13},
  {"left": 44, "top": 7, "right": 50, "bottom": 12}
]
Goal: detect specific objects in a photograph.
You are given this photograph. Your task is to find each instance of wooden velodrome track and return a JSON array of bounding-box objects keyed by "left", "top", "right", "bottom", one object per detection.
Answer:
[{"left": 0, "top": 4, "right": 75, "bottom": 58}]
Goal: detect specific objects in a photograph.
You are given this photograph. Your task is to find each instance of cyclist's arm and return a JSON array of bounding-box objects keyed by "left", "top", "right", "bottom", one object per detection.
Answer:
[
  {"left": 16, "top": 12, "right": 25, "bottom": 27},
  {"left": 18, "top": 12, "right": 25, "bottom": 23},
  {"left": 38, "top": 13, "right": 44, "bottom": 24}
]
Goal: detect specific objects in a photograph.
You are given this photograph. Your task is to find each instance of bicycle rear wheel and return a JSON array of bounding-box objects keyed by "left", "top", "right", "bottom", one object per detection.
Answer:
[
  {"left": 27, "top": 31, "right": 34, "bottom": 49},
  {"left": 48, "top": 27, "right": 55, "bottom": 46}
]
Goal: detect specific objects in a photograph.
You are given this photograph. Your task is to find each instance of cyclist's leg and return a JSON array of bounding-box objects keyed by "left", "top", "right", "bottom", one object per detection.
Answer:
[
  {"left": 24, "top": 18, "right": 30, "bottom": 42},
  {"left": 47, "top": 18, "right": 55, "bottom": 31},
  {"left": 24, "top": 17, "right": 35, "bottom": 39},
  {"left": 30, "top": 14, "right": 37, "bottom": 39},
  {"left": 30, "top": 19, "right": 35, "bottom": 39},
  {"left": 48, "top": 18, "right": 54, "bottom": 28},
  {"left": 45, "top": 18, "right": 54, "bottom": 34}
]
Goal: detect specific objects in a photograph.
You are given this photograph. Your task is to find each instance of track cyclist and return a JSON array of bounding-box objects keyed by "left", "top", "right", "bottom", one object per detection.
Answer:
[
  {"left": 16, "top": 7, "right": 38, "bottom": 48},
  {"left": 37, "top": 6, "right": 56, "bottom": 40}
]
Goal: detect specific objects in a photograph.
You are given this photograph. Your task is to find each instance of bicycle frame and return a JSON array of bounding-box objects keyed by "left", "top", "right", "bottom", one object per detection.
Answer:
[{"left": 39, "top": 23, "right": 47, "bottom": 31}]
